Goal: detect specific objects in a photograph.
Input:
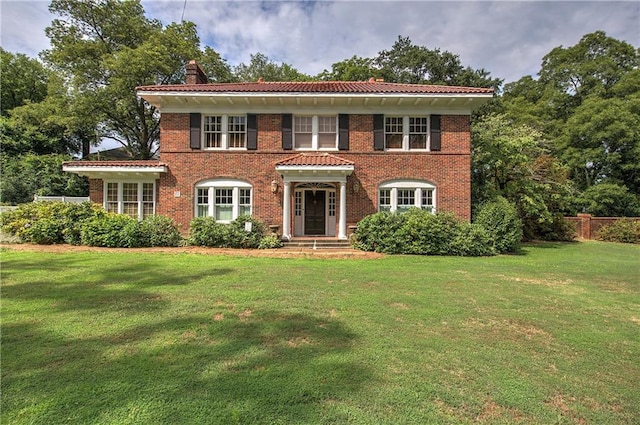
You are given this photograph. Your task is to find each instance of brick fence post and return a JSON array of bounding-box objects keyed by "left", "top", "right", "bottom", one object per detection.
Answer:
[{"left": 577, "top": 213, "right": 592, "bottom": 239}]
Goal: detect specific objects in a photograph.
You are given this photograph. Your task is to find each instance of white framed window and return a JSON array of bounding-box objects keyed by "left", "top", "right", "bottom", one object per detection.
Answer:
[
  {"left": 294, "top": 115, "right": 337, "bottom": 150},
  {"left": 103, "top": 181, "right": 156, "bottom": 220},
  {"left": 378, "top": 180, "right": 436, "bottom": 213},
  {"left": 195, "top": 179, "right": 252, "bottom": 223},
  {"left": 203, "top": 115, "right": 246, "bottom": 149},
  {"left": 385, "top": 116, "right": 430, "bottom": 151}
]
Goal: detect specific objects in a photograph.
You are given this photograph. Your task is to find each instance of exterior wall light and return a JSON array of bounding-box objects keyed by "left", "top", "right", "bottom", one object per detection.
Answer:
[
  {"left": 353, "top": 181, "right": 360, "bottom": 193},
  {"left": 271, "top": 180, "right": 278, "bottom": 193}
]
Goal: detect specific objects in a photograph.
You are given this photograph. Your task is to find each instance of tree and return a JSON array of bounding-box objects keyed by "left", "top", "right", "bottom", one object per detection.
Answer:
[
  {"left": 575, "top": 183, "right": 640, "bottom": 217},
  {"left": 234, "top": 53, "right": 312, "bottom": 82},
  {"left": 0, "top": 48, "right": 49, "bottom": 115},
  {"left": 374, "top": 36, "right": 502, "bottom": 90},
  {"left": 317, "top": 55, "right": 379, "bottom": 81},
  {"left": 472, "top": 114, "right": 573, "bottom": 239},
  {"left": 0, "top": 154, "right": 88, "bottom": 205},
  {"left": 43, "top": 0, "right": 205, "bottom": 159},
  {"left": 197, "top": 46, "right": 236, "bottom": 83}
]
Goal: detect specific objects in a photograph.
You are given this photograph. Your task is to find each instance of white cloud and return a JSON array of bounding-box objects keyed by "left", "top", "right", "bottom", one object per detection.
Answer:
[{"left": 1, "top": 0, "right": 638, "bottom": 84}]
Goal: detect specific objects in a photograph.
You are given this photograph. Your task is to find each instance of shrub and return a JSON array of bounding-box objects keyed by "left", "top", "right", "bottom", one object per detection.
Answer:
[
  {"left": 187, "top": 215, "right": 268, "bottom": 248},
  {"left": 475, "top": 197, "right": 523, "bottom": 253},
  {"left": 80, "top": 213, "right": 137, "bottom": 247},
  {"left": 127, "top": 215, "right": 183, "bottom": 247},
  {"left": 352, "top": 211, "right": 406, "bottom": 253},
  {"left": 0, "top": 201, "right": 105, "bottom": 244},
  {"left": 258, "top": 234, "right": 284, "bottom": 249},
  {"left": 596, "top": 219, "right": 640, "bottom": 244},
  {"left": 535, "top": 214, "right": 576, "bottom": 242},
  {"left": 353, "top": 209, "right": 495, "bottom": 256}
]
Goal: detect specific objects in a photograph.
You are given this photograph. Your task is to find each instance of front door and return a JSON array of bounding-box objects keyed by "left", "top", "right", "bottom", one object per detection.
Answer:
[{"left": 304, "top": 190, "right": 325, "bottom": 235}]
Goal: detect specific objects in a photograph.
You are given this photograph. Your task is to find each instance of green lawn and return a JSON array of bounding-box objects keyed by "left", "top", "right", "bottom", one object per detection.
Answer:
[{"left": 1, "top": 242, "right": 639, "bottom": 424}]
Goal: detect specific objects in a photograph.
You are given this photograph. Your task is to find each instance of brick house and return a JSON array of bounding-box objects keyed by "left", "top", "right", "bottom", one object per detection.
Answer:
[{"left": 63, "top": 61, "right": 493, "bottom": 240}]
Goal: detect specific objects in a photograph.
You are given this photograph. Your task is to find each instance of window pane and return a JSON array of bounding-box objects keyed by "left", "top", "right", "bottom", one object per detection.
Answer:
[
  {"left": 215, "top": 188, "right": 233, "bottom": 221},
  {"left": 409, "top": 117, "right": 428, "bottom": 149},
  {"left": 318, "top": 133, "right": 336, "bottom": 149},
  {"left": 122, "top": 202, "right": 138, "bottom": 218},
  {"left": 142, "top": 203, "right": 154, "bottom": 219},
  {"left": 397, "top": 189, "right": 414, "bottom": 212},
  {"left": 228, "top": 116, "right": 246, "bottom": 148},
  {"left": 204, "top": 116, "right": 222, "bottom": 148},
  {"left": 379, "top": 189, "right": 391, "bottom": 212},
  {"left": 106, "top": 183, "right": 118, "bottom": 213},
  {"left": 142, "top": 183, "right": 154, "bottom": 202},
  {"left": 123, "top": 183, "right": 137, "bottom": 202},
  {"left": 294, "top": 116, "right": 313, "bottom": 149},
  {"left": 295, "top": 191, "right": 302, "bottom": 216},
  {"left": 239, "top": 188, "right": 251, "bottom": 216},
  {"left": 385, "top": 134, "right": 403, "bottom": 149},
  {"left": 422, "top": 189, "right": 434, "bottom": 212},
  {"left": 197, "top": 188, "right": 209, "bottom": 217},
  {"left": 328, "top": 191, "right": 336, "bottom": 217}
]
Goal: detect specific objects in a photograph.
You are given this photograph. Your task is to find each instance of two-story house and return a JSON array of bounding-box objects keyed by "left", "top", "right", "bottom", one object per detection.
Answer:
[{"left": 64, "top": 61, "right": 493, "bottom": 240}]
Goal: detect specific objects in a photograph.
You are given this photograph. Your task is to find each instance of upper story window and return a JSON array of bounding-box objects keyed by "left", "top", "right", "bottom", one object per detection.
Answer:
[
  {"left": 105, "top": 181, "right": 155, "bottom": 220},
  {"left": 203, "top": 115, "right": 246, "bottom": 149},
  {"left": 385, "top": 116, "right": 430, "bottom": 150},
  {"left": 195, "top": 179, "right": 252, "bottom": 223},
  {"left": 378, "top": 180, "right": 436, "bottom": 214},
  {"left": 294, "top": 115, "right": 337, "bottom": 150}
]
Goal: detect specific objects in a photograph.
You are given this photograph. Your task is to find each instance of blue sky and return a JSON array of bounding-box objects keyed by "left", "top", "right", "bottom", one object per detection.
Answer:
[{"left": 1, "top": 1, "right": 638, "bottom": 84}]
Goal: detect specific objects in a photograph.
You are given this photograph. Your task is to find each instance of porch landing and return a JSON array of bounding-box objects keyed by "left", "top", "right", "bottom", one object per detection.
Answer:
[{"left": 282, "top": 237, "right": 352, "bottom": 250}]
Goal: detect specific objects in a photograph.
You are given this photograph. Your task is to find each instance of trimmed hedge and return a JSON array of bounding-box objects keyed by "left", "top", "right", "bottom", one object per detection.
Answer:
[{"left": 353, "top": 209, "right": 495, "bottom": 256}]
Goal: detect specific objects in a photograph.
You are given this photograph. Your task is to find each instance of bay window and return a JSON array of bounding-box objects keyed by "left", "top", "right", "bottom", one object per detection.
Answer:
[
  {"left": 378, "top": 180, "right": 436, "bottom": 213},
  {"left": 195, "top": 179, "right": 252, "bottom": 222}
]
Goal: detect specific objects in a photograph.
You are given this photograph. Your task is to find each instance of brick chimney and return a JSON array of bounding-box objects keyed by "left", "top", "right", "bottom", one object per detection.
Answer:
[{"left": 186, "top": 60, "right": 208, "bottom": 84}]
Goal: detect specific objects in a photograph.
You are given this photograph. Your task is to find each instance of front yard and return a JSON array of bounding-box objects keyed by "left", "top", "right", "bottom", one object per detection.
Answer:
[{"left": 1, "top": 241, "right": 638, "bottom": 424}]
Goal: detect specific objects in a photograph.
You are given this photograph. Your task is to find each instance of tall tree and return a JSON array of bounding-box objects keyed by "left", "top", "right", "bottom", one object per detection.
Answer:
[
  {"left": 317, "top": 55, "right": 379, "bottom": 81},
  {"left": 0, "top": 48, "right": 49, "bottom": 115},
  {"left": 43, "top": 0, "right": 203, "bottom": 159},
  {"left": 234, "top": 53, "right": 312, "bottom": 82}
]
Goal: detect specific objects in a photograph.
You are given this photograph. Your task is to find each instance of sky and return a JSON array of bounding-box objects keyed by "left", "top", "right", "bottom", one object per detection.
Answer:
[{"left": 0, "top": 0, "right": 638, "bottom": 85}]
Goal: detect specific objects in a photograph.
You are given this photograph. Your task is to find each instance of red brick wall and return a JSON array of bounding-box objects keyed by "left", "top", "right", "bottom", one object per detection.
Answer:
[{"left": 90, "top": 113, "right": 472, "bottom": 230}]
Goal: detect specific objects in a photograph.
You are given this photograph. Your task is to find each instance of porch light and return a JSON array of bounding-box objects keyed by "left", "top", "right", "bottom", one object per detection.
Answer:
[
  {"left": 353, "top": 181, "right": 360, "bottom": 193},
  {"left": 271, "top": 180, "right": 278, "bottom": 193}
]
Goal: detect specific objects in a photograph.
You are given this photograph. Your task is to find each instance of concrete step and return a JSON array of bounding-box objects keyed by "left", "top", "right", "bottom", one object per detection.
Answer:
[{"left": 282, "top": 238, "right": 352, "bottom": 249}]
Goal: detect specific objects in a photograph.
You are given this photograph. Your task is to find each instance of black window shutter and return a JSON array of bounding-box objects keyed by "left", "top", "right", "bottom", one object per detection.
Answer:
[
  {"left": 373, "top": 114, "right": 384, "bottom": 151},
  {"left": 282, "top": 114, "right": 293, "bottom": 150},
  {"left": 430, "top": 115, "right": 441, "bottom": 151},
  {"left": 338, "top": 114, "right": 349, "bottom": 150},
  {"left": 190, "top": 113, "right": 201, "bottom": 149},
  {"left": 247, "top": 114, "right": 257, "bottom": 150}
]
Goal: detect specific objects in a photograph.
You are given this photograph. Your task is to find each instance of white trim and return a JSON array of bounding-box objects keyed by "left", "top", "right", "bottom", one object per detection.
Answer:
[
  {"left": 62, "top": 165, "right": 166, "bottom": 180},
  {"left": 378, "top": 180, "right": 436, "bottom": 213},
  {"left": 384, "top": 115, "right": 430, "bottom": 151},
  {"left": 103, "top": 181, "right": 156, "bottom": 220},
  {"left": 202, "top": 114, "right": 247, "bottom": 150}
]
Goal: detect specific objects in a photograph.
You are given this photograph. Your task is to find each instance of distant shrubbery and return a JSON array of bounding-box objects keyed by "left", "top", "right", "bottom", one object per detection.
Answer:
[
  {"left": 474, "top": 197, "right": 523, "bottom": 253},
  {"left": 596, "top": 219, "right": 640, "bottom": 244}
]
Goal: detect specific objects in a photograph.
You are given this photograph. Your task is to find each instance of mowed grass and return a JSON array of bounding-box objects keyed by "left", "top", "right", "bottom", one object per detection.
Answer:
[{"left": 1, "top": 242, "right": 639, "bottom": 425}]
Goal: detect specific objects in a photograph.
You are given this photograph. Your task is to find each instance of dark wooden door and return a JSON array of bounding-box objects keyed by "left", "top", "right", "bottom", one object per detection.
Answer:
[{"left": 304, "top": 191, "right": 325, "bottom": 235}]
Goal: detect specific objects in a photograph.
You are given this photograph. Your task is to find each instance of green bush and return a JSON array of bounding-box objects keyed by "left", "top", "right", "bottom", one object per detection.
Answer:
[
  {"left": 0, "top": 201, "right": 105, "bottom": 244},
  {"left": 125, "top": 215, "right": 183, "bottom": 247},
  {"left": 596, "top": 219, "right": 640, "bottom": 244},
  {"left": 188, "top": 215, "right": 268, "bottom": 248},
  {"left": 258, "top": 234, "right": 284, "bottom": 249},
  {"left": 353, "top": 208, "right": 495, "bottom": 256},
  {"left": 80, "top": 213, "right": 137, "bottom": 247},
  {"left": 534, "top": 214, "right": 576, "bottom": 242},
  {"left": 475, "top": 197, "right": 523, "bottom": 253}
]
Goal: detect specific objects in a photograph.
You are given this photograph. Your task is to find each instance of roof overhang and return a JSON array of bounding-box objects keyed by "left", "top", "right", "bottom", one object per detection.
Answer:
[
  {"left": 275, "top": 165, "right": 354, "bottom": 183},
  {"left": 62, "top": 164, "right": 167, "bottom": 180},
  {"left": 137, "top": 91, "right": 493, "bottom": 115}
]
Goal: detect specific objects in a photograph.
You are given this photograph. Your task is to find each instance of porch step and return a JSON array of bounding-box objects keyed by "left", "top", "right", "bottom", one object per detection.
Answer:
[{"left": 282, "top": 238, "right": 352, "bottom": 250}]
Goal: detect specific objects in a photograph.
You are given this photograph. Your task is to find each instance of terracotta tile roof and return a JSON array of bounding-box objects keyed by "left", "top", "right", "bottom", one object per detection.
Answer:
[
  {"left": 63, "top": 160, "right": 166, "bottom": 167},
  {"left": 137, "top": 81, "right": 493, "bottom": 95},
  {"left": 275, "top": 153, "right": 355, "bottom": 167}
]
